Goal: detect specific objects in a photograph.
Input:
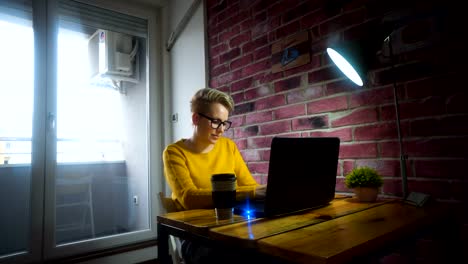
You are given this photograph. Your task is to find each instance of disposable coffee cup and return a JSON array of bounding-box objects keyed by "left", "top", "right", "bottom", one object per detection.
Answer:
[{"left": 211, "top": 174, "right": 236, "bottom": 220}]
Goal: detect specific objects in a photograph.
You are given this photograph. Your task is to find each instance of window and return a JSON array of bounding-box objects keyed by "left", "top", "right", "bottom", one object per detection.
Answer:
[{"left": 0, "top": 0, "right": 160, "bottom": 262}]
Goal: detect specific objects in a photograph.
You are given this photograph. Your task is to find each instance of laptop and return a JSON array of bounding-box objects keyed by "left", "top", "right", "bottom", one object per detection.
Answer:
[{"left": 234, "top": 137, "right": 340, "bottom": 218}]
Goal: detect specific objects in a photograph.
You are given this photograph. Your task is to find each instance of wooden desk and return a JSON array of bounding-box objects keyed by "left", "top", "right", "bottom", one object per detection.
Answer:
[{"left": 157, "top": 196, "right": 444, "bottom": 264}]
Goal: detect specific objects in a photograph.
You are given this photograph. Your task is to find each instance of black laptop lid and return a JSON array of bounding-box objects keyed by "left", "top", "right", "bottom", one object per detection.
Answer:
[{"left": 263, "top": 137, "right": 340, "bottom": 217}]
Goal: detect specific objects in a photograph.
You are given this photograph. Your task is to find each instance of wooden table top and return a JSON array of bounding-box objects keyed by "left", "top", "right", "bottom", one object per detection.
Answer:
[
  {"left": 157, "top": 194, "right": 445, "bottom": 264},
  {"left": 257, "top": 201, "right": 445, "bottom": 264},
  {"left": 209, "top": 197, "right": 392, "bottom": 248}
]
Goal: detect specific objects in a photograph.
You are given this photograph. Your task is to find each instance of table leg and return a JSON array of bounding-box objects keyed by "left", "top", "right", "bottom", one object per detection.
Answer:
[{"left": 157, "top": 222, "right": 171, "bottom": 264}]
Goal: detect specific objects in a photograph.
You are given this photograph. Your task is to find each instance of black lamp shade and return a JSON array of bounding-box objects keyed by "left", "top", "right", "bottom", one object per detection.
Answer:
[{"left": 327, "top": 39, "right": 376, "bottom": 86}]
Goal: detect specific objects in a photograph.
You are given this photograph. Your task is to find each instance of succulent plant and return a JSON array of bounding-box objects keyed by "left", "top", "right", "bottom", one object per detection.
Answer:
[{"left": 345, "top": 166, "right": 383, "bottom": 189}]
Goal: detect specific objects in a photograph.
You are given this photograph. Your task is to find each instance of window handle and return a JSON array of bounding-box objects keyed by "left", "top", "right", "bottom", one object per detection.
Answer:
[{"left": 48, "top": 112, "right": 56, "bottom": 130}]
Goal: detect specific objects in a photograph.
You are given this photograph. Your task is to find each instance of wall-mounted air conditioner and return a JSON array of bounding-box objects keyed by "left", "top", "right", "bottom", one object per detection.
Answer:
[{"left": 88, "top": 30, "right": 139, "bottom": 83}]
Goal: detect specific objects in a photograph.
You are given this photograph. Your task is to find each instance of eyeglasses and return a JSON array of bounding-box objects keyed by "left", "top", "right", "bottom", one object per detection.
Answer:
[{"left": 198, "top": 113, "right": 232, "bottom": 131}]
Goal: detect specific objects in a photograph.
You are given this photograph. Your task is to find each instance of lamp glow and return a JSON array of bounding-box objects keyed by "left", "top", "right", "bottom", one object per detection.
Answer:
[{"left": 326, "top": 48, "right": 363, "bottom": 86}]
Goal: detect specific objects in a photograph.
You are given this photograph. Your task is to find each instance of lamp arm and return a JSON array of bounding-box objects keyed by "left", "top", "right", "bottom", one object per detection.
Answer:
[{"left": 387, "top": 35, "right": 408, "bottom": 198}]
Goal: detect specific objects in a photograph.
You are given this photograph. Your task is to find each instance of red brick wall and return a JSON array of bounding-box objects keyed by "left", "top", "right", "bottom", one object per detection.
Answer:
[{"left": 206, "top": 0, "right": 467, "bottom": 203}]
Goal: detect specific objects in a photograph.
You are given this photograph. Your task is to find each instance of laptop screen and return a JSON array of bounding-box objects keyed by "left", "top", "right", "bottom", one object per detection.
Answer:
[{"left": 263, "top": 137, "right": 340, "bottom": 216}]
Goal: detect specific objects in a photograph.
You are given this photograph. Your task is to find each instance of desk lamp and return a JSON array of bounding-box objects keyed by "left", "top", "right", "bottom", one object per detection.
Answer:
[{"left": 327, "top": 30, "right": 430, "bottom": 206}]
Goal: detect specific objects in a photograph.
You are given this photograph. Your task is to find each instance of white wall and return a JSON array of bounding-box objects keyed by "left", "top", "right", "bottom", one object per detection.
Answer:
[{"left": 168, "top": 0, "right": 207, "bottom": 142}]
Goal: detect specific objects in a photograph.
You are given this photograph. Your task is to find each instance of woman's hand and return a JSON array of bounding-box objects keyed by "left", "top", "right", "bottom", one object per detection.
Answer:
[{"left": 255, "top": 184, "right": 267, "bottom": 199}]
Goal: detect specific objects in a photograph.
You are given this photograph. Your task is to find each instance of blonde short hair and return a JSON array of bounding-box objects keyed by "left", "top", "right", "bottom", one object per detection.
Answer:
[{"left": 190, "top": 88, "right": 234, "bottom": 114}]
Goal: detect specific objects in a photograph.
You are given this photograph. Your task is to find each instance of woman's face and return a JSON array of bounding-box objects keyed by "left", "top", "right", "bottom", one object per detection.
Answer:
[{"left": 195, "top": 102, "right": 230, "bottom": 145}]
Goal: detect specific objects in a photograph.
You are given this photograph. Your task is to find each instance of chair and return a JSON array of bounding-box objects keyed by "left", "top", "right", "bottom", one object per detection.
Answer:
[
  {"left": 56, "top": 177, "right": 95, "bottom": 243},
  {"left": 158, "top": 192, "right": 183, "bottom": 264}
]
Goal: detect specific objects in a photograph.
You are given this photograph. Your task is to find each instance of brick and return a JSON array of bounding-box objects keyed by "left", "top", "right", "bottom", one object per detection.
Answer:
[
  {"left": 269, "top": 16, "right": 281, "bottom": 31},
  {"left": 406, "top": 74, "right": 462, "bottom": 99},
  {"left": 254, "top": 11, "right": 267, "bottom": 24},
  {"left": 219, "top": 25, "right": 240, "bottom": 42},
  {"left": 287, "top": 85, "right": 324, "bottom": 104},
  {"left": 382, "top": 138, "right": 468, "bottom": 158},
  {"left": 447, "top": 93, "right": 468, "bottom": 114},
  {"left": 335, "top": 177, "right": 348, "bottom": 192},
  {"left": 355, "top": 160, "right": 402, "bottom": 177},
  {"left": 215, "top": 70, "right": 242, "bottom": 85},
  {"left": 309, "top": 127, "right": 353, "bottom": 142},
  {"left": 241, "top": 59, "right": 270, "bottom": 78},
  {"left": 282, "top": 2, "right": 315, "bottom": 24},
  {"left": 231, "top": 77, "right": 253, "bottom": 92},
  {"left": 207, "top": 0, "right": 227, "bottom": 18},
  {"left": 245, "top": 111, "right": 273, "bottom": 124},
  {"left": 372, "top": 62, "right": 438, "bottom": 86},
  {"left": 240, "top": 19, "right": 255, "bottom": 32},
  {"left": 255, "top": 94, "right": 286, "bottom": 110},
  {"left": 349, "top": 86, "right": 394, "bottom": 108},
  {"left": 210, "top": 57, "right": 219, "bottom": 68},
  {"left": 247, "top": 136, "right": 274, "bottom": 149},
  {"left": 342, "top": 160, "right": 355, "bottom": 177},
  {"left": 320, "top": 9, "right": 366, "bottom": 36},
  {"left": 274, "top": 104, "right": 306, "bottom": 119},
  {"left": 331, "top": 107, "right": 378, "bottom": 127},
  {"left": 211, "top": 64, "right": 230, "bottom": 77},
  {"left": 339, "top": 143, "right": 378, "bottom": 159},
  {"left": 381, "top": 178, "right": 403, "bottom": 197},
  {"left": 300, "top": 9, "right": 328, "bottom": 28},
  {"left": 229, "top": 31, "right": 251, "bottom": 48},
  {"left": 308, "top": 66, "right": 343, "bottom": 84},
  {"left": 410, "top": 116, "right": 468, "bottom": 137},
  {"left": 252, "top": 22, "right": 270, "bottom": 37},
  {"left": 210, "top": 36, "right": 218, "bottom": 47},
  {"left": 414, "top": 160, "right": 466, "bottom": 179},
  {"left": 230, "top": 54, "right": 253, "bottom": 71},
  {"left": 210, "top": 43, "right": 228, "bottom": 57},
  {"left": 234, "top": 138, "right": 247, "bottom": 150},
  {"left": 451, "top": 180, "right": 468, "bottom": 200},
  {"left": 274, "top": 76, "right": 302, "bottom": 92},
  {"left": 408, "top": 179, "right": 452, "bottom": 199},
  {"left": 217, "top": 3, "right": 240, "bottom": 25},
  {"left": 234, "top": 125, "right": 259, "bottom": 138},
  {"left": 275, "top": 21, "right": 300, "bottom": 39},
  {"left": 252, "top": 0, "right": 274, "bottom": 15},
  {"left": 354, "top": 122, "right": 398, "bottom": 141},
  {"left": 292, "top": 115, "right": 328, "bottom": 131},
  {"left": 242, "top": 35, "right": 268, "bottom": 54},
  {"left": 229, "top": 115, "right": 244, "bottom": 127},
  {"left": 231, "top": 91, "right": 244, "bottom": 104},
  {"left": 307, "top": 95, "right": 348, "bottom": 114},
  {"left": 248, "top": 162, "right": 269, "bottom": 174},
  {"left": 260, "top": 120, "right": 291, "bottom": 135},
  {"left": 256, "top": 71, "right": 284, "bottom": 84},
  {"left": 220, "top": 47, "right": 241, "bottom": 62},
  {"left": 326, "top": 80, "right": 360, "bottom": 96},
  {"left": 244, "top": 85, "right": 274, "bottom": 100},
  {"left": 233, "top": 102, "right": 255, "bottom": 115},
  {"left": 284, "top": 55, "right": 321, "bottom": 77},
  {"left": 253, "top": 46, "right": 271, "bottom": 61},
  {"left": 268, "top": 0, "right": 300, "bottom": 17},
  {"left": 398, "top": 97, "right": 446, "bottom": 120},
  {"left": 241, "top": 149, "right": 261, "bottom": 162},
  {"left": 252, "top": 175, "right": 266, "bottom": 184}
]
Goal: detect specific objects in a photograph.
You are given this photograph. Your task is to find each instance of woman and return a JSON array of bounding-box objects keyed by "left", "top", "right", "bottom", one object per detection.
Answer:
[{"left": 163, "top": 88, "right": 266, "bottom": 211}]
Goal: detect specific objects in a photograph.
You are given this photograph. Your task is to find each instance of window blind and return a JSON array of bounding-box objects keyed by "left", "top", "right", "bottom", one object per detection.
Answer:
[{"left": 58, "top": 0, "right": 147, "bottom": 38}]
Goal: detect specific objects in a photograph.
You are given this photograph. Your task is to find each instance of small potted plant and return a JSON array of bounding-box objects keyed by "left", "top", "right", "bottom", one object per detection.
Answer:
[{"left": 345, "top": 166, "right": 383, "bottom": 202}]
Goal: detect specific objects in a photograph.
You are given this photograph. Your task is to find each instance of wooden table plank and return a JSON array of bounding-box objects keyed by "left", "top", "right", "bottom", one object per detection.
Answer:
[
  {"left": 156, "top": 194, "right": 352, "bottom": 237},
  {"left": 257, "top": 202, "right": 444, "bottom": 264},
  {"left": 157, "top": 209, "right": 249, "bottom": 236},
  {"left": 209, "top": 198, "right": 392, "bottom": 248}
]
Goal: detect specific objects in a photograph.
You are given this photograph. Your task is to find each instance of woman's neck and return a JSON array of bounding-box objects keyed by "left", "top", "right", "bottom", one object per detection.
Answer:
[{"left": 185, "top": 137, "right": 214, "bottom": 153}]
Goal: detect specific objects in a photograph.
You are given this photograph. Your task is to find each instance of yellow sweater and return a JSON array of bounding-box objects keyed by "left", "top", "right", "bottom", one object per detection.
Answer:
[{"left": 162, "top": 137, "right": 259, "bottom": 210}]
